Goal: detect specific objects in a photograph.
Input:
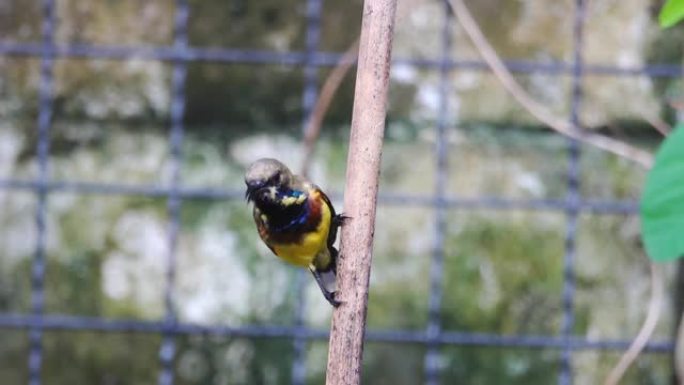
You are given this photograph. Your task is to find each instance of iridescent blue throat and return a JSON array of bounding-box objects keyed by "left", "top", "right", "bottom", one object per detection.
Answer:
[{"left": 266, "top": 189, "right": 310, "bottom": 233}]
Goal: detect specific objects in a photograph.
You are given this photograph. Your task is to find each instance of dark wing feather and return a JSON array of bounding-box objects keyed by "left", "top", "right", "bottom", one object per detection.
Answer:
[
  {"left": 317, "top": 188, "right": 339, "bottom": 249},
  {"left": 314, "top": 188, "right": 341, "bottom": 274}
]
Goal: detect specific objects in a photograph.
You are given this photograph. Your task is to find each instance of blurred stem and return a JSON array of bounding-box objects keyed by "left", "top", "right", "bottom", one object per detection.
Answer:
[
  {"left": 299, "top": 0, "right": 419, "bottom": 177},
  {"left": 447, "top": 0, "right": 654, "bottom": 168},
  {"left": 603, "top": 262, "right": 663, "bottom": 385},
  {"left": 643, "top": 113, "right": 672, "bottom": 137},
  {"left": 677, "top": 309, "right": 684, "bottom": 385},
  {"left": 300, "top": 41, "right": 359, "bottom": 178},
  {"left": 675, "top": 260, "right": 684, "bottom": 385}
]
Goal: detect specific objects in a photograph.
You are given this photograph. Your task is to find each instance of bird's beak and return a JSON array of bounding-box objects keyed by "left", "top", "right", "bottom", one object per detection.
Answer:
[
  {"left": 245, "top": 186, "right": 255, "bottom": 202},
  {"left": 244, "top": 182, "right": 261, "bottom": 203}
]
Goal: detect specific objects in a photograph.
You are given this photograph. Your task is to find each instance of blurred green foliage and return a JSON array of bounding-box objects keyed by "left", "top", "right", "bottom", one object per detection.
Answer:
[
  {"left": 641, "top": 124, "right": 684, "bottom": 262},
  {"left": 659, "top": 0, "right": 684, "bottom": 28}
]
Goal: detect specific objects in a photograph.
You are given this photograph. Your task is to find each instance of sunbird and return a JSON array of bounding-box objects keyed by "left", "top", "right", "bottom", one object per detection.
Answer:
[{"left": 244, "top": 158, "right": 346, "bottom": 307}]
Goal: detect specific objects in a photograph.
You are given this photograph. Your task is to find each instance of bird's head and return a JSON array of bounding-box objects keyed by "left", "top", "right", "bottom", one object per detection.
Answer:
[{"left": 244, "top": 158, "right": 294, "bottom": 203}]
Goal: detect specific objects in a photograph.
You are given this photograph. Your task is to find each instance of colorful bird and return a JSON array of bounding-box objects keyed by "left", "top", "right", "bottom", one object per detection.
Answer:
[{"left": 244, "top": 158, "right": 345, "bottom": 307}]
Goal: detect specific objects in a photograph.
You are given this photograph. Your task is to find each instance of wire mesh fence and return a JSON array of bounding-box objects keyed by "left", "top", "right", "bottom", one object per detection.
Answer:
[{"left": 0, "top": 0, "right": 677, "bottom": 384}]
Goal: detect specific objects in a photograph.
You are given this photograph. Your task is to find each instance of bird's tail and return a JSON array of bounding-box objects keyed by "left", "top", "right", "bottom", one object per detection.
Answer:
[
  {"left": 319, "top": 246, "right": 338, "bottom": 293},
  {"left": 319, "top": 267, "right": 336, "bottom": 294}
]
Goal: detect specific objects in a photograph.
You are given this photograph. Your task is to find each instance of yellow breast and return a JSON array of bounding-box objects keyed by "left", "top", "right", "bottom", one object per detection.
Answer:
[{"left": 272, "top": 194, "right": 331, "bottom": 267}]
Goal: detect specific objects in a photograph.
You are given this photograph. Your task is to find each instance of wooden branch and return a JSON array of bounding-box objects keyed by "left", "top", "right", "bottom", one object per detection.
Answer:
[{"left": 325, "top": 0, "right": 397, "bottom": 383}]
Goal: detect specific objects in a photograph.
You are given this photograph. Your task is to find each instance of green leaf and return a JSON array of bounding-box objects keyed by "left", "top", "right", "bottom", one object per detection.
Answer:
[
  {"left": 660, "top": 0, "right": 684, "bottom": 28},
  {"left": 641, "top": 124, "right": 684, "bottom": 261}
]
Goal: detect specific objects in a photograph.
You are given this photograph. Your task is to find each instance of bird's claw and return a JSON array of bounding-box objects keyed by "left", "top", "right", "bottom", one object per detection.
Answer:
[
  {"left": 333, "top": 214, "right": 350, "bottom": 226},
  {"left": 325, "top": 291, "right": 342, "bottom": 307}
]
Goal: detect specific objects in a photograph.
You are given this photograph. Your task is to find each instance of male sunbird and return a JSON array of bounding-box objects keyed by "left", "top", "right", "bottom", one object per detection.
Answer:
[{"left": 244, "top": 158, "right": 346, "bottom": 307}]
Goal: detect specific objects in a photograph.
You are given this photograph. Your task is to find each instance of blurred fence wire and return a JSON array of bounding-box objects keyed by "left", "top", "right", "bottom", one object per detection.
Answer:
[{"left": 0, "top": 0, "right": 678, "bottom": 384}]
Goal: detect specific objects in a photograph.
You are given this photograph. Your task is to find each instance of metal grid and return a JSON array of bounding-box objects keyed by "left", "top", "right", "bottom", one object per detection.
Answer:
[{"left": 0, "top": 0, "right": 676, "bottom": 384}]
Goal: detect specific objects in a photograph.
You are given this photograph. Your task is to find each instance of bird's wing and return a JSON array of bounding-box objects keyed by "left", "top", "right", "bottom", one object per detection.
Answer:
[{"left": 316, "top": 188, "right": 340, "bottom": 249}]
